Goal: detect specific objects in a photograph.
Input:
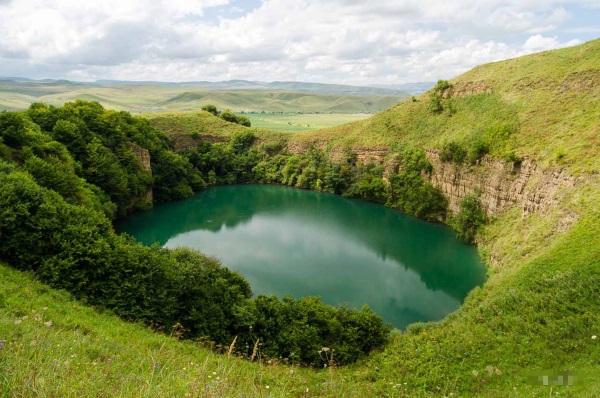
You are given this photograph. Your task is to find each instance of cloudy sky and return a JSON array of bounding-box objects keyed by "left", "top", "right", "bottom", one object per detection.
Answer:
[{"left": 0, "top": 0, "right": 598, "bottom": 85}]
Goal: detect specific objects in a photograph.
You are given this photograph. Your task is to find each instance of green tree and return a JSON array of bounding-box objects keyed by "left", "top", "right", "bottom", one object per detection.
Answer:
[
  {"left": 201, "top": 104, "right": 219, "bottom": 116},
  {"left": 454, "top": 189, "right": 487, "bottom": 243}
]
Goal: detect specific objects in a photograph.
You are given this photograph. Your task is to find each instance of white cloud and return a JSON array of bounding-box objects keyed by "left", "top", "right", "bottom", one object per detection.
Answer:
[
  {"left": 523, "top": 34, "right": 582, "bottom": 51},
  {"left": 0, "top": 0, "right": 597, "bottom": 84}
]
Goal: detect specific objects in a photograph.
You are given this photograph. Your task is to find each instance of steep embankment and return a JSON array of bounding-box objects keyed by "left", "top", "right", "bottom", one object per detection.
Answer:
[{"left": 286, "top": 40, "right": 599, "bottom": 219}]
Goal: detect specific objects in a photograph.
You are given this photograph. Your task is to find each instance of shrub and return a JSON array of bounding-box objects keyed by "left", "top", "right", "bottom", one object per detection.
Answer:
[
  {"left": 440, "top": 141, "right": 468, "bottom": 164},
  {"left": 468, "top": 140, "right": 490, "bottom": 164},
  {"left": 454, "top": 189, "right": 487, "bottom": 243},
  {"left": 201, "top": 104, "right": 219, "bottom": 116}
]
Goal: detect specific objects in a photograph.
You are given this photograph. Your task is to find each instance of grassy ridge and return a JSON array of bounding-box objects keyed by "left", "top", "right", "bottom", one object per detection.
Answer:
[
  {"left": 143, "top": 111, "right": 287, "bottom": 147},
  {"left": 294, "top": 39, "right": 600, "bottom": 172}
]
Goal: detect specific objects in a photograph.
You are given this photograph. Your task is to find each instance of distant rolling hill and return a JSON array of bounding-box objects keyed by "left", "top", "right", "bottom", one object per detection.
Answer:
[{"left": 0, "top": 78, "right": 409, "bottom": 114}]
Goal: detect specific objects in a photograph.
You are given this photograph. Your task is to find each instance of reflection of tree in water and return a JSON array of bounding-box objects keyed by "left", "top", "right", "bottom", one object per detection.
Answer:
[{"left": 117, "top": 184, "right": 486, "bottom": 302}]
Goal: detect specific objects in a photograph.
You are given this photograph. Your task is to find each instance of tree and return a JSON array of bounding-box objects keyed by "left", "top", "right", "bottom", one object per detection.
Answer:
[
  {"left": 201, "top": 104, "right": 219, "bottom": 116},
  {"left": 454, "top": 189, "right": 487, "bottom": 243},
  {"left": 219, "top": 109, "right": 238, "bottom": 123}
]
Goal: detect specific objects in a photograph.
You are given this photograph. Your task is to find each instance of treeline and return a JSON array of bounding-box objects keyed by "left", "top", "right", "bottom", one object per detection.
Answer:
[
  {"left": 0, "top": 101, "right": 389, "bottom": 366},
  {"left": 184, "top": 132, "right": 448, "bottom": 221},
  {"left": 201, "top": 104, "right": 251, "bottom": 127}
]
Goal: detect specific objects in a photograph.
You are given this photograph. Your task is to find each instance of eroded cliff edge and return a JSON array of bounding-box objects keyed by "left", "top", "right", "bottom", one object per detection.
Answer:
[{"left": 288, "top": 141, "right": 582, "bottom": 220}]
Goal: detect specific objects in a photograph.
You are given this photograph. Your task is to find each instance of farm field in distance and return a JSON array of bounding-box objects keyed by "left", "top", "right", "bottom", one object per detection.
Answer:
[{"left": 243, "top": 112, "right": 371, "bottom": 132}]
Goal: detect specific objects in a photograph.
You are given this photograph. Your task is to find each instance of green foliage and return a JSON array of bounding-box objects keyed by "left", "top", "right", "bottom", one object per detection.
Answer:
[
  {"left": 201, "top": 104, "right": 219, "bottom": 116},
  {"left": 453, "top": 189, "right": 487, "bottom": 243},
  {"left": 152, "top": 150, "right": 205, "bottom": 201},
  {"left": 0, "top": 123, "right": 391, "bottom": 367},
  {"left": 0, "top": 168, "right": 249, "bottom": 346},
  {"left": 219, "top": 109, "right": 252, "bottom": 127},
  {"left": 468, "top": 139, "right": 490, "bottom": 164},
  {"left": 219, "top": 109, "right": 238, "bottom": 123},
  {"left": 433, "top": 80, "right": 452, "bottom": 93},
  {"left": 440, "top": 141, "right": 468, "bottom": 164},
  {"left": 429, "top": 92, "right": 444, "bottom": 114},
  {"left": 386, "top": 148, "right": 447, "bottom": 220},
  {"left": 428, "top": 80, "right": 453, "bottom": 115},
  {"left": 233, "top": 296, "right": 389, "bottom": 366}
]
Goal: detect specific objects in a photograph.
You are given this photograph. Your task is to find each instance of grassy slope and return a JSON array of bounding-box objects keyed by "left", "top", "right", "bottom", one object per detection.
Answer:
[
  {"left": 2, "top": 40, "right": 600, "bottom": 397},
  {"left": 143, "top": 111, "right": 287, "bottom": 144},
  {"left": 244, "top": 113, "right": 372, "bottom": 133},
  {"left": 294, "top": 39, "right": 600, "bottom": 173}
]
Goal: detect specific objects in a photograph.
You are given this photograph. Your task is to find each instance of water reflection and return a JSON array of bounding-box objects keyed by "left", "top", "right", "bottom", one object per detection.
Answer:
[{"left": 117, "top": 185, "right": 486, "bottom": 328}]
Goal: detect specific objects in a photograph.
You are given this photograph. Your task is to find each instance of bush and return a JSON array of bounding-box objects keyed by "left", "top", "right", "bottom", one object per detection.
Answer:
[
  {"left": 232, "top": 296, "right": 390, "bottom": 366},
  {"left": 454, "top": 189, "right": 487, "bottom": 243},
  {"left": 468, "top": 140, "right": 490, "bottom": 164},
  {"left": 440, "top": 141, "right": 468, "bottom": 164},
  {"left": 201, "top": 104, "right": 219, "bottom": 116}
]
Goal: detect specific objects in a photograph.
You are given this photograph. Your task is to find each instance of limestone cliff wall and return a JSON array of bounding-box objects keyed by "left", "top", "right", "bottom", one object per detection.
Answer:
[
  {"left": 288, "top": 142, "right": 579, "bottom": 217},
  {"left": 425, "top": 150, "right": 578, "bottom": 216},
  {"left": 130, "top": 143, "right": 153, "bottom": 204}
]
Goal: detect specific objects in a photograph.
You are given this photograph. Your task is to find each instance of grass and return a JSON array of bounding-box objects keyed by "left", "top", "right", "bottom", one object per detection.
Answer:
[
  {"left": 143, "top": 111, "right": 287, "bottom": 150},
  {"left": 244, "top": 113, "right": 372, "bottom": 133},
  {"left": 293, "top": 39, "right": 600, "bottom": 173}
]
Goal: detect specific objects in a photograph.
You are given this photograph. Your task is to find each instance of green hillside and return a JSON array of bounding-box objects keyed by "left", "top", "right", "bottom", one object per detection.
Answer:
[
  {"left": 295, "top": 39, "right": 600, "bottom": 172},
  {"left": 1, "top": 40, "right": 600, "bottom": 397}
]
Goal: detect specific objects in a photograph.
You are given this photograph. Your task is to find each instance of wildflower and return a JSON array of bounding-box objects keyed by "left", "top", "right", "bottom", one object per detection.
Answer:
[
  {"left": 42, "top": 307, "right": 48, "bottom": 311},
  {"left": 265, "top": 385, "right": 270, "bottom": 389},
  {"left": 472, "top": 370, "right": 479, "bottom": 378},
  {"left": 44, "top": 321, "right": 53, "bottom": 327},
  {"left": 593, "top": 335, "right": 597, "bottom": 340},
  {"left": 212, "top": 371, "right": 217, "bottom": 375}
]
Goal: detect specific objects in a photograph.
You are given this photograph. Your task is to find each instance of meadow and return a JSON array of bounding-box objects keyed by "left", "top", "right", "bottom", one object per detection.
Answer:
[{"left": 243, "top": 112, "right": 372, "bottom": 132}]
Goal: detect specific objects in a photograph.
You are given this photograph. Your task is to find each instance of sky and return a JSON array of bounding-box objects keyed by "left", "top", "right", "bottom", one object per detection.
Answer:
[{"left": 0, "top": 0, "right": 598, "bottom": 85}]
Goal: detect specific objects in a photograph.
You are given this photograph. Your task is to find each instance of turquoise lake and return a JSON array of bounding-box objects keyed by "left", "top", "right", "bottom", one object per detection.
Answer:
[{"left": 116, "top": 184, "right": 486, "bottom": 328}]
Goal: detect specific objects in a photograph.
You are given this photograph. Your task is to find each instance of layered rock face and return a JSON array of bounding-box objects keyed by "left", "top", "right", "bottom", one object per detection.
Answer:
[
  {"left": 130, "top": 143, "right": 154, "bottom": 205},
  {"left": 425, "top": 150, "right": 578, "bottom": 216},
  {"left": 289, "top": 142, "right": 579, "bottom": 217}
]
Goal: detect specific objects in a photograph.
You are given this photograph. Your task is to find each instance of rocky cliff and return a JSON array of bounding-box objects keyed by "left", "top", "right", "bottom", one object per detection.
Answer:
[
  {"left": 289, "top": 142, "right": 580, "bottom": 218},
  {"left": 130, "top": 143, "right": 154, "bottom": 205},
  {"left": 425, "top": 150, "right": 579, "bottom": 216}
]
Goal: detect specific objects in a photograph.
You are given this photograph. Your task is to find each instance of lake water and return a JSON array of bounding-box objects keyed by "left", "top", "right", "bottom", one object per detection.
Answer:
[{"left": 116, "top": 184, "right": 486, "bottom": 329}]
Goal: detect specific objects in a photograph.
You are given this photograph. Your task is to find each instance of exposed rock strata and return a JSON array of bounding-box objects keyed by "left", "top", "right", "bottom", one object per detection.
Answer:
[
  {"left": 289, "top": 142, "right": 579, "bottom": 217},
  {"left": 130, "top": 143, "right": 153, "bottom": 204},
  {"left": 425, "top": 150, "right": 578, "bottom": 216},
  {"left": 442, "top": 82, "right": 494, "bottom": 98}
]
